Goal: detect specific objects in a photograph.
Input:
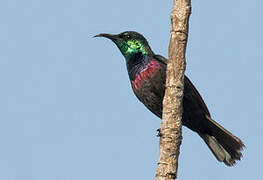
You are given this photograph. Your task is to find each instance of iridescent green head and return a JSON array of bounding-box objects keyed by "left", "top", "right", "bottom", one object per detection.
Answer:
[{"left": 94, "top": 31, "right": 154, "bottom": 61}]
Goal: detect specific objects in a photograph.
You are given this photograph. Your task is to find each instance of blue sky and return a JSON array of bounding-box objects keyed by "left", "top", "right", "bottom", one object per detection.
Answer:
[{"left": 0, "top": 0, "right": 262, "bottom": 179}]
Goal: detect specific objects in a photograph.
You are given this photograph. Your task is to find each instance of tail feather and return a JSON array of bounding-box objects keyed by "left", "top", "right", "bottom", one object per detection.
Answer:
[{"left": 200, "top": 115, "right": 244, "bottom": 166}]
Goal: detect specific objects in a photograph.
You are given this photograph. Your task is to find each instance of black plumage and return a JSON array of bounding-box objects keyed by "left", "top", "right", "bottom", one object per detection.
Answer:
[{"left": 95, "top": 31, "right": 244, "bottom": 166}]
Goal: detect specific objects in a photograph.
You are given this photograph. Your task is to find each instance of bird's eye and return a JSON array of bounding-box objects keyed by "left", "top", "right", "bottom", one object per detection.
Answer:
[{"left": 120, "top": 33, "right": 130, "bottom": 40}]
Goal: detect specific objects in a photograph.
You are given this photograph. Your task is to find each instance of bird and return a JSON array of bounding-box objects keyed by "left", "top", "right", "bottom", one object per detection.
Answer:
[{"left": 94, "top": 31, "right": 244, "bottom": 166}]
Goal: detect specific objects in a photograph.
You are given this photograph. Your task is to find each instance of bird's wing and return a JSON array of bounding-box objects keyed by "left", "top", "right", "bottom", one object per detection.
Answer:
[
  {"left": 184, "top": 76, "right": 211, "bottom": 116},
  {"left": 154, "top": 54, "right": 210, "bottom": 116},
  {"left": 153, "top": 54, "right": 168, "bottom": 65}
]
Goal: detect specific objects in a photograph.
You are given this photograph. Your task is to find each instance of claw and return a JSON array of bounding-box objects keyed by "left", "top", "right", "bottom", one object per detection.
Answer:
[{"left": 156, "top": 128, "right": 162, "bottom": 137}]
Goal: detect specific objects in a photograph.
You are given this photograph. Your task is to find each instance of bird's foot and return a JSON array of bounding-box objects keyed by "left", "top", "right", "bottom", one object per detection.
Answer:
[{"left": 156, "top": 128, "right": 163, "bottom": 137}]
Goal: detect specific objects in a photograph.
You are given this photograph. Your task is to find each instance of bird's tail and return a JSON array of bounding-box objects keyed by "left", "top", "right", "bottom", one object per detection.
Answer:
[{"left": 199, "top": 115, "right": 244, "bottom": 166}]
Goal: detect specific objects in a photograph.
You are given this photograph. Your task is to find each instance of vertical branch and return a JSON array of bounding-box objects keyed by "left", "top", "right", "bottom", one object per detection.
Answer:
[{"left": 155, "top": 0, "right": 191, "bottom": 180}]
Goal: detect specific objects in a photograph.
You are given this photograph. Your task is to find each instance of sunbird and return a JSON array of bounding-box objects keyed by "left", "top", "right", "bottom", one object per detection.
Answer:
[{"left": 95, "top": 31, "right": 244, "bottom": 166}]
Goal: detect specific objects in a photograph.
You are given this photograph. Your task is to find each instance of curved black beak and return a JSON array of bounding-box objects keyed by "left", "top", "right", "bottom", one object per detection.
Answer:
[{"left": 93, "top": 33, "right": 118, "bottom": 41}]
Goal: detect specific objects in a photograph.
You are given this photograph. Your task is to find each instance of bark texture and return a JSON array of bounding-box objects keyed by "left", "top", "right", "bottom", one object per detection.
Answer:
[{"left": 155, "top": 0, "right": 191, "bottom": 179}]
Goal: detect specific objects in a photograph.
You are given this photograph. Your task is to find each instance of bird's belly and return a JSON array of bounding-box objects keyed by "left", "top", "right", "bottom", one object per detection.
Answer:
[{"left": 132, "top": 68, "right": 165, "bottom": 118}]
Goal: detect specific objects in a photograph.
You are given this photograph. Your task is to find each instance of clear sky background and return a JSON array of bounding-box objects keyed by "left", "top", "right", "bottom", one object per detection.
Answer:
[{"left": 0, "top": 0, "right": 262, "bottom": 179}]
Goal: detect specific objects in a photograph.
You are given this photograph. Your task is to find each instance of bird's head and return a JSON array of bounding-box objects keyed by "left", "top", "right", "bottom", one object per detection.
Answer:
[{"left": 94, "top": 31, "right": 154, "bottom": 61}]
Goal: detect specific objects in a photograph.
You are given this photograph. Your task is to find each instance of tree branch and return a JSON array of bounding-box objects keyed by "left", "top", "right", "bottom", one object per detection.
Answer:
[{"left": 155, "top": 0, "right": 191, "bottom": 179}]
